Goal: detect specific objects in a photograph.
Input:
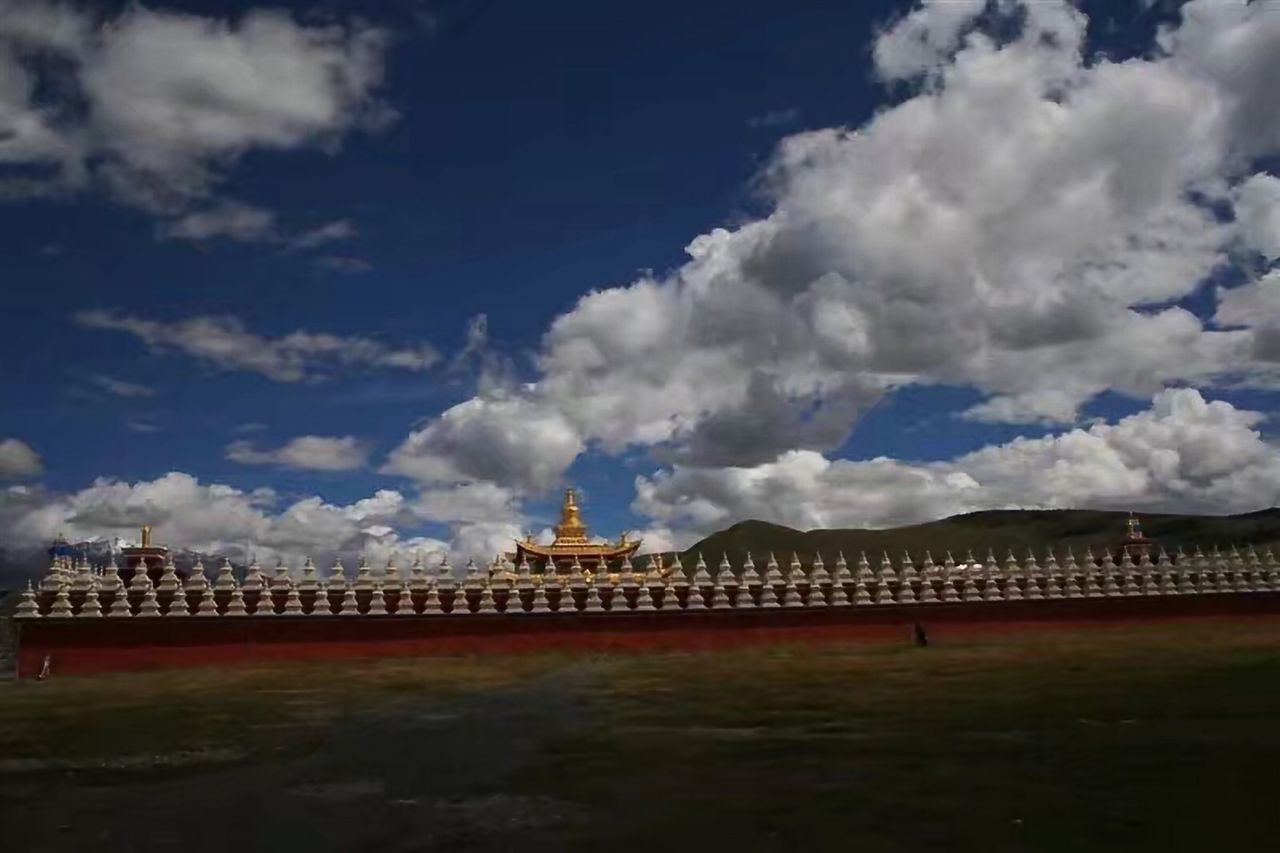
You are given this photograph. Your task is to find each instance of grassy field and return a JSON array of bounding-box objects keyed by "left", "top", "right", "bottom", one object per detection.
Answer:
[{"left": 1, "top": 619, "right": 1277, "bottom": 851}]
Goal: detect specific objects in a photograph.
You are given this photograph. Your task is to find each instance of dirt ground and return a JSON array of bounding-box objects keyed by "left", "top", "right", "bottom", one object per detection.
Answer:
[{"left": 1, "top": 618, "right": 1277, "bottom": 852}]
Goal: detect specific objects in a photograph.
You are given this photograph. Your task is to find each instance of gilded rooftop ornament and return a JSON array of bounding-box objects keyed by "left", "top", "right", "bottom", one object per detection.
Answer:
[{"left": 506, "top": 487, "right": 642, "bottom": 575}]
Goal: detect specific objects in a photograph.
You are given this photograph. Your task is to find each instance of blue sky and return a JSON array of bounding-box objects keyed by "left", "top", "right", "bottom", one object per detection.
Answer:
[
  {"left": 4, "top": 1, "right": 888, "bottom": 495},
  {"left": 1, "top": 0, "right": 1279, "bottom": 570}
]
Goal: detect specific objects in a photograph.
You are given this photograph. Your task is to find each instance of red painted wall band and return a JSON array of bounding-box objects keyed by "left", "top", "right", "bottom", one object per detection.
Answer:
[{"left": 14, "top": 593, "right": 1280, "bottom": 678}]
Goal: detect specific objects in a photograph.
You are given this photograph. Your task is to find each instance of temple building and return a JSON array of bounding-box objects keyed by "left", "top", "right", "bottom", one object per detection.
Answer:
[
  {"left": 121, "top": 525, "right": 171, "bottom": 584},
  {"left": 1116, "top": 513, "right": 1157, "bottom": 561},
  {"left": 507, "top": 488, "right": 641, "bottom": 574}
]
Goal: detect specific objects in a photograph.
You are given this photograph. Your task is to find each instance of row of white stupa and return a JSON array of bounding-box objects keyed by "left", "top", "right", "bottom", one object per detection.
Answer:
[{"left": 16, "top": 544, "right": 1279, "bottom": 618}]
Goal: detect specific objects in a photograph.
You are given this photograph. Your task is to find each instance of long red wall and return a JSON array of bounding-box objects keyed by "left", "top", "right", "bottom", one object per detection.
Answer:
[{"left": 14, "top": 593, "right": 1280, "bottom": 679}]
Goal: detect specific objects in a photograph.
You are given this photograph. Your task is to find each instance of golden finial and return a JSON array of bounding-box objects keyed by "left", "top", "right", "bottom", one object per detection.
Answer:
[
  {"left": 554, "top": 488, "right": 588, "bottom": 543},
  {"left": 563, "top": 488, "right": 581, "bottom": 520},
  {"left": 141, "top": 525, "right": 152, "bottom": 548}
]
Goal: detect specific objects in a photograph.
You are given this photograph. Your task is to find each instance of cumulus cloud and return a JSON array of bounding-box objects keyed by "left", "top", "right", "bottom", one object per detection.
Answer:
[
  {"left": 634, "top": 390, "right": 1280, "bottom": 533},
  {"left": 21, "top": 1, "right": 1274, "bottom": 567},
  {"left": 387, "top": 0, "right": 1278, "bottom": 507},
  {"left": 1156, "top": 0, "right": 1280, "bottom": 159},
  {"left": 627, "top": 524, "right": 696, "bottom": 555},
  {"left": 75, "top": 310, "right": 439, "bottom": 381},
  {"left": 871, "top": 0, "right": 986, "bottom": 82},
  {"left": 0, "top": 439, "right": 42, "bottom": 479},
  {"left": 0, "top": 2, "right": 393, "bottom": 211},
  {"left": 226, "top": 436, "right": 370, "bottom": 471},
  {"left": 412, "top": 481, "right": 522, "bottom": 525},
  {"left": 1218, "top": 270, "right": 1280, "bottom": 323},
  {"left": 383, "top": 393, "right": 583, "bottom": 493},
  {"left": 1234, "top": 173, "right": 1280, "bottom": 261},
  {"left": 1216, "top": 270, "right": 1280, "bottom": 368},
  {"left": 0, "top": 474, "right": 421, "bottom": 571},
  {"left": 447, "top": 520, "right": 527, "bottom": 567},
  {"left": 7, "top": 391, "right": 1274, "bottom": 581},
  {"left": 0, "top": 472, "right": 533, "bottom": 580},
  {"left": 636, "top": 452, "right": 980, "bottom": 533}
]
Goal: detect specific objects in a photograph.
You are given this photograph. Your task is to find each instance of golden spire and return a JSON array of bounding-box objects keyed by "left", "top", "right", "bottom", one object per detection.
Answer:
[
  {"left": 141, "top": 525, "right": 152, "bottom": 548},
  {"left": 554, "top": 488, "right": 588, "bottom": 544},
  {"left": 504, "top": 486, "right": 642, "bottom": 567}
]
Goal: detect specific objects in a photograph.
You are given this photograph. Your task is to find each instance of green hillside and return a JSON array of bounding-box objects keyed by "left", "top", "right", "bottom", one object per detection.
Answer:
[{"left": 642, "top": 507, "right": 1280, "bottom": 571}]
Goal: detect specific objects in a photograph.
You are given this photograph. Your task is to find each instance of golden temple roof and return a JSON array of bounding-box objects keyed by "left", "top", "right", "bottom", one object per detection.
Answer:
[
  {"left": 510, "top": 488, "right": 640, "bottom": 558},
  {"left": 514, "top": 539, "right": 640, "bottom": 559}
]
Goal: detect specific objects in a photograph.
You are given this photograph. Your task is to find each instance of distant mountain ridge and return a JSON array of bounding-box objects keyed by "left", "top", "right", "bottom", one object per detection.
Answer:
[{"left": 652, "top": 507, "right": 1280, "bottom": 571}]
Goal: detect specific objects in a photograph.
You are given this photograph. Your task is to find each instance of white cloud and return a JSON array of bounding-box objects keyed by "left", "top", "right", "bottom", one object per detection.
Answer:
[
  {"left": 956, "top": 389, "right": 1277, "bottom": 508},
  {"left": 383, "top": 393, "right": 583, "bottom": 493},
  {"left": 0, "top": 472, "right": 530, "bottom": 579},
  {"left": 1156, "top": 0, "right": 1280, "bottom": 160},
  {"left": 634, "top": 389, "right": 1280, "bottom": 534},
  {"left": 635, "top": 452, "right": 981, "bottom": 532},
  {"left": 287, "top": 219, "right": 357, "bottom": 251},
  {"left": 1217, "top": 271, "right": 1280, "bottom": 331},
  {"left": 226, "top": 436, "right": 370, "bottom": 471},
  {"left": 872, "top": 0, "right": 987, "bottom": 82},
  {"left": 448, "top": 520, "right": 526, "bottom": 567},
  {"left": 0, "top": 438, "right": 42, "bottom": 479},
  {"left": 19, "top": 1, "right": 1272, "bottom": 570},
  {"left": 412, "top": 481, "right": 522, "bottom": 525},
  {"left": 157, "top": 206, "right": 361, "bottom": 252},
  {"left": 1234, "top": 173, "right": 1280, "bottom": 261},
  {"left": 1215, "top": 270, "right": 1280, "bottom": 369},
  {"left": 0, "top": 474, "right": 412, "bottom": 569},
  {"left": 90, "top": 374, "right": 156, "bottom": 399},
  {"left": 627, "top": 524, "right": 697, "bottom": 554},
  {"left": 74, "top": 310, "right": 439, "bottom": 381},
  {"left": 6, "top": 391, "right": 1272, "bottom": 580},
  {"left": 382, "top": 0, "right": 1280, "bottom": 510},
  {"left": 158, "top": 200, "right": 277, "bottom": 243},
  {"left": 0, "top": 2, "right": 393, "bottom": 210}
]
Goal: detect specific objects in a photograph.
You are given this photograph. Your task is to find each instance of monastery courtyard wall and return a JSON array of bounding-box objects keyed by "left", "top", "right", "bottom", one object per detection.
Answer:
[{"left": 16, "top": 592, "right": 1278, "bottom": 678}]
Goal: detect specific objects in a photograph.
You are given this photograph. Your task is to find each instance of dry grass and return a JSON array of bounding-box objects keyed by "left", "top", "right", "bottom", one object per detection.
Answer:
[
  {"left": 1, "top": 619, "right": 1277, "bottom": 852},
  {"left": 0, "top": 652, "right": 567, "bottom": 764}
]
